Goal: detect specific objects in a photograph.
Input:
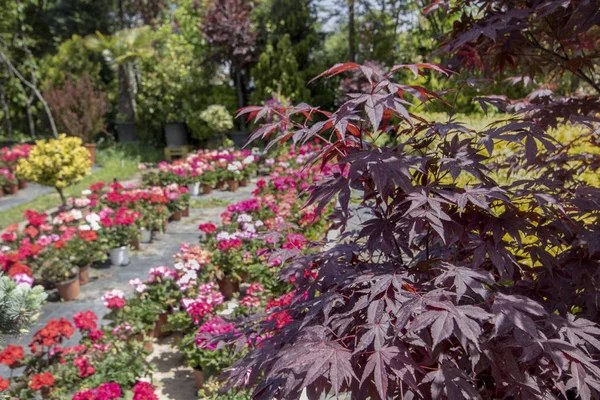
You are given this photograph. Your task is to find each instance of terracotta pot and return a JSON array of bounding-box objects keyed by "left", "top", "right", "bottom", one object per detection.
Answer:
[
  {"left": 131, "top": 332, "right": 154, "bottom": 352},
  {"left": 227, "top": 180, "right": 239, "bottom": 192},
  {"left": 217, "top": 278, "right": 239, "bottom": 299},
  {"left": 79, "top": 265, "right": 90, "bottom": 285},
  {"left": 41, "top": 387, "right": 52, "bottom": 399},
  {"left": 171, "top": 210, "right": 182, "bottom": 221},
  {"left": 153, "top": 312, "right": 171, "bottom": 338},
  {"left": 193, "top": 368, "right": 205, "bottom": 391},
  {"left": 182, "top": 206, "right": 189, "bottom": 217},
  {"left": 163, "top": 220, "right": 169, "bottom": 232},
  {"left": 131, "top": 240, "right": 140, "bottom": 250},
  {"left": 7, "top": 184, "right": 18, "bottom": 195},
  {"left": 0, "top": 190, "right": 4, "bottom": 198},
  {"left": 241, "top": 271, "right": 250, "bottom": 283},
  {"left": 172, "top": 332, "right": 184, "bottom": 346},
  {"left": 84, "top": 143, "right": 97, "bottom": 165},
  {"left": 215, "top": 181, "right": 225, "bottom": 190},
  {"left": 18, "top": 179, "right": 28, "bottom": 190},
  {"left": 202, "top": 184, "right": 213, "bottom": 194},
  {"left": 239, "top": 178, "right": 248, "bottom": 187},
  {"left": 56, "top": 276, "right": 80, "bottom": 301}
]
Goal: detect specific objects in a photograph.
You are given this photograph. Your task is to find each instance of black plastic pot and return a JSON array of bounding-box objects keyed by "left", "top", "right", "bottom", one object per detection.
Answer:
[
  {"left": 164, "top": 122, "right": 189, "bottom": 147},
  {"left": 116, "top": 122, "right": 137, "bottom": 143},
  {"left": 228, "top": 131, "right": 249, "bottom": 148}
]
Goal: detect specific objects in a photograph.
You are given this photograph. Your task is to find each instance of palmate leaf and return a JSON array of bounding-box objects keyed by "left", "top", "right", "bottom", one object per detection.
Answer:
[
  {"left": 434, "top": 263, "right": 494, "bottom": 301},
  {"left": 422, "top": 361, "right": 481, "bottom": 400}
]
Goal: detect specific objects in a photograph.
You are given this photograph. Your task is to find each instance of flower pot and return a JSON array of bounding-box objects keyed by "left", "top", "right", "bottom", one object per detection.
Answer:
[
  {"left": 131, "top": 240, "right": 140, "bottom": 250},
  {"left": 131, "top": 333, "right": 154, "bottom": 352},
  {"left": 182, "top": 206, "right": 189, "bottom": 217},
  {"left": 153, "top": 312, "right": 171, "bottom": 338},
  {"left": 79, "top": 265, "right": 90, "bottom": 286},
  {"left": 56, "top": 276, "right": 80, "bottom": 301},
  {"left": 164, "top": 122, "right": 190, "bottom": 147},
  {"left": 202, "top": 184, "right": 213, "bottom": 195},
  {"left": 217, "top": 278, "right": 239, "bottom": 299},
  {"left": 7, "top": 184, "right": 18, "bottom": 195},
  {"left": 18, "top": 179, "right": 27, "bottom": 190},
  {"left": 141, "top": 228, "right": 152, "bottom": 243},
  {"left": 109, "top": 246, "right": 130, "bottom": 266},
  {"left": 116, "top": 121, "right": 137, "bottom": 143},
  {"left": 172, "top": 332, "right": 184, "bottom": 346},
  {"left": 239, "top": 178, "right": 248, "bottom": 187},
  {"left": 0, "top": 190, "right": 4, "bottom": 198},
  {"left": 84, "top": 143, "right": 97, "bottom": 165},
  {"left": 163, "top": 220, "right": 169, "bottom": 232},
  {"left": 227, "top": 180, "right": 239, "bottom": 192},
  {"left": 188, "top": 182, "right": 200, "bottom": 196},
  {"left": 215, "top": 181, "right": 225, "bottom": 190},
  {"left": 193, "top": 368, "right": 205, "bottom": 391},
  {"left": 171, "top": 210, "right": 182, "bottom": 221}
]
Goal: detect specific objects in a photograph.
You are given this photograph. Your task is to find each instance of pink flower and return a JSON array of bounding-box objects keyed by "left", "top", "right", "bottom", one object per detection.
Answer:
[
  {"left": 102, "top": 289, "right": 125, "bottom": 309},
  {"left": 247, "top": 282, "right": 264, "bottom": 296},
  {"left": 132, "top": 381, "right": 158, "bottom": 400},
  {"left": 195, "top": 317, "right": 235, "bottom": 350}
]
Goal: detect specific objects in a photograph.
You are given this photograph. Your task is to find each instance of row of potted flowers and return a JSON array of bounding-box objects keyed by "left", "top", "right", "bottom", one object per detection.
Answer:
[
  {"left": 0, "top": 180, "right": 190, "bottom": 302},
  {"left": 141, "top": 148, "right": 261, "bottom": 195},
  {"left": 0, "top": 144, "right": 33, "bottom": 197},
  {"left": 0, "top": 142, "right": 332, "bottom": 399}
]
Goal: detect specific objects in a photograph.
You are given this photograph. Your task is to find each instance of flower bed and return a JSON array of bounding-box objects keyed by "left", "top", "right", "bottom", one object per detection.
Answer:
[
  {"left": 0, "top": 144, "right": 33, "bottom": 195},
  {"left": 0, "top": 143, "right": 334, "bottom": 399}
]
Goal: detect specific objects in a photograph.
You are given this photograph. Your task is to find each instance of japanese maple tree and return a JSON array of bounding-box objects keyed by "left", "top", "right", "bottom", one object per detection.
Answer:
[{"left": 217, "top": 59, "right": 600, "bottom": 400}]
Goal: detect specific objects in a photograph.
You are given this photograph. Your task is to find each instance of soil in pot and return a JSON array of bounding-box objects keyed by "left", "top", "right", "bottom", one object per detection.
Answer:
[
  {"left": 217, "top": 278, "right": 240, "bottom": 299},
  {"left": 227, "top": 180, "right": 239, "bottom": 192},
  {"left": 18, "top": 179, "right": 28, "bottom": 190},
  {"left": 79, "top": 265, "right": 90, "bottom": 285},
  {"left": 56, "top": 276, "right": 80, "bottom": 301},
  {"left": 202, "top": 184, "right": 213, "bottom": 194}
]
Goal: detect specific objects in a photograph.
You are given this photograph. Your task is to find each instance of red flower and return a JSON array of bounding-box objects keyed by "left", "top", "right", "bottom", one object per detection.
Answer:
[
  {"left": 7, "top": 263, "right": 31, "bottom": 277},
  {"left": 29, "top": 372, "right": 55, "bottom": 390},
  {"left": 30, "top": 318, "right": 75, "bottom": 349},
  {"left": 79, "top": 230, "right": 98, "bottom": 242},
  {"left": 198, "top": 223, "right": 217, "bottom": 234},
  {"left": 0, "top": 345, "right": 24, "bottom": 366},
  {"left": 0, "top": 377, "right": 9, "bottom": 391},
  {"left": 74, "top": 356, "right": 96, "bottom": 378},
  {"left": 132, "top": 381, "right": 158, "bottom": 400},
  {"left": 73, "top": 311, "right": 98, "bottom": 331},
  {"left": 89, "top": 182, "right": 106, "bottom": 192},
  {"left": 24, "top": 225, "right": 39, "bottom": 238},
  {"left": 88, "top": 329, "right": 104, "bottom": 343},
  {"left": 54, "top": 240, "right": 67, "bottom": 249},
  {"left": 24, "top": 210, "right": 47, "bottom": 226}
]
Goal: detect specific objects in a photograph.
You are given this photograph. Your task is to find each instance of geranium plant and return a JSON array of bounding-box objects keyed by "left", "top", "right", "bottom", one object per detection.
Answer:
[
  {"left": 98, "top": 207, "right": 140, "bottom": 249},
  {"left": 16, "top": 134, "right": 92, "bottom": 206}
]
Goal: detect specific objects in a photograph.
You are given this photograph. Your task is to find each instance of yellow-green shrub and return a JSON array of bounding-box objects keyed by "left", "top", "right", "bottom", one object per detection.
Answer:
[{"left": 17, "top": 134, "right": 92, "bottom": 205}]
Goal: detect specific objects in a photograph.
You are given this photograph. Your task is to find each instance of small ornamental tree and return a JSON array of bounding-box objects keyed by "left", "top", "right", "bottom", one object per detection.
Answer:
[
  {"left": 44, "top": 73, "right": 108, "bottom": 144},
  {"left": 220, "top": 62, "right": 600, "bottom": 399},
  {"left": 0, "top": 275, "right": 47, "bottom": 339},
  {"left": 17, "top": 134, "right": 92, "bottom": 206}
]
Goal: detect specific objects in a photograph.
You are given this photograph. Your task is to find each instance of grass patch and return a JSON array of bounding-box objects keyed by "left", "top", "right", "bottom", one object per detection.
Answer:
[
  {"left": 0, "top": 147, "right": 142, "bottom": 228},
  {"left": 190, "top": 198, "right": 232, "bottom": 209}
]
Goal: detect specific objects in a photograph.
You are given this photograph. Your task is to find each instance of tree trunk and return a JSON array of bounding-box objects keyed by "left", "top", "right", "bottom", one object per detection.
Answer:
[
  {"left": 348, "top": 0, "right": 356, "bottom": 62},
  {"left": 25, "top": 100, "right": 36, "bottom": 139},
  {"left": 0, "top": 87, "right": 12, "bottom": 137},
  {"left": 118, "top": 64, "right": 135, "bottom": 121},
  {"left": 0, "top": 50, "right": 58, "bottom": 138},
  {"left": 56, "top": 187, "right": 67, "bottom": 207},
  {"left": 234, "top": 65, "right": 246, "bottom": 131}
]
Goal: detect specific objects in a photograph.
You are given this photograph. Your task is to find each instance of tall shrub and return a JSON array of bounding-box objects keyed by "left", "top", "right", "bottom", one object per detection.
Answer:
[
  {"left": 44, "top": 74, "right": 108, "bottom": 144},
  {"left": 222, "top": 62, "right": 600, "bottom": 399}
]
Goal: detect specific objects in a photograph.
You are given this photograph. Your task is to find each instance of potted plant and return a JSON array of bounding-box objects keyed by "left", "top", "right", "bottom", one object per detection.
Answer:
[
  {"left": 187, "top": 174, "right": 201, "bottom": 196},
  {"left": 34, "top": 247, "right": 80, "bottom": 301},
  {"left": 98, "top": 207, "right": 140, "bottom": 266},
  {"left": 200, "top": 170, "right": 217, "bottom": 194},
  {"left": 65, "top": 231, "right": 106, "bottom": 285},
  {"left": 105, "top": 295, "right": 163, "bottom": 352},
  {"left": 16, "top": 135, "right": 92, "bottom": 206},
  {"left": 199, "top": 105, "right": 234, "bottom": 147},
  {"left": 224, "top": 161, "right": 243, "bottom": 192}
]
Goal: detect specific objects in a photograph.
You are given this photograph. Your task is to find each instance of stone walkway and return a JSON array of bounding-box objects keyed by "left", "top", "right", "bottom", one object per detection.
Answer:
[{"left": 0, "top": 183, "right": 257, "bottom": 399}]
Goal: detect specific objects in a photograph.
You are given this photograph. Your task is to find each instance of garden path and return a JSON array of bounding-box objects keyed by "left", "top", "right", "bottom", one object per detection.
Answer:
[{"left": 0, "top": 183, "right": 257, "bottom": 399}]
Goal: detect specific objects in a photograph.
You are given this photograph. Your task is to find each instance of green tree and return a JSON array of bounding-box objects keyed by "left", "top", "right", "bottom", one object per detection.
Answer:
[{"left": 251, "top": 34, "right": 310, "bottom": 104}]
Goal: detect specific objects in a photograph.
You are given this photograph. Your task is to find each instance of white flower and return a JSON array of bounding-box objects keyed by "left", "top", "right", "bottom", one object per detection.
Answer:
[
  {"left": 70, "top": 210, "right": 83, "bottom": 220},
  {"left": 242, "top": 155, "right": 254, "bottom": 165},
  {"left": 79, "top": 224, "right": 92, "bottom": 231},
  {"left": 216, "top": 231, "right": 231, "bottom": 241},
  {"left": 237, "top": 213, "right": 253, "bottom": 223},
  {"left": 265, "top": 158, "right": 275, "bottom": 166},
  {"left": 81, "top": 189, "right": 92, "bottom": 196}
]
